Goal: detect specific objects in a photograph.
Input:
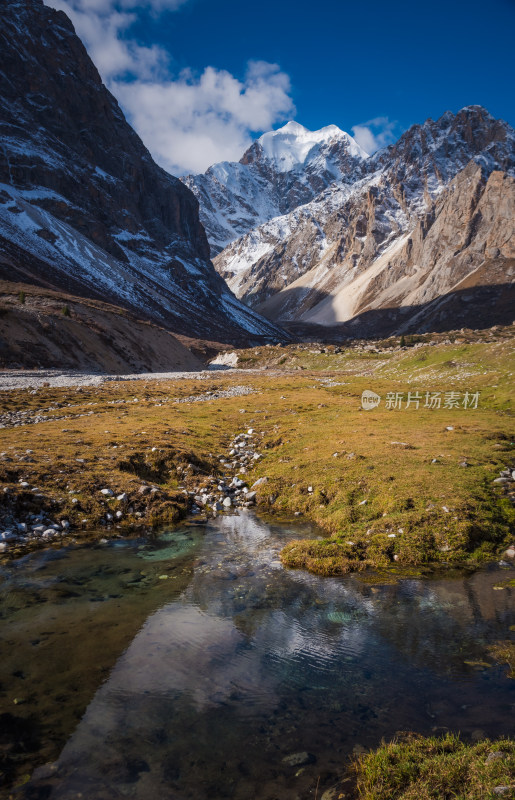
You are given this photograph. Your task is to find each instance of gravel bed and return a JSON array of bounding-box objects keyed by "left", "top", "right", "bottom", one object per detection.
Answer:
[
  {"left": 174, "top": 386, "right": 255, "bottom": 403},
  {"left": 0, "top": 369, "right": 225, "bottom": 390}
]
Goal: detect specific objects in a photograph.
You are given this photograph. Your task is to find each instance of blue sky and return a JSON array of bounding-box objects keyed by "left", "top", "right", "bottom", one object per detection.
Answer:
[{"left": 47, "top": 0, "right": 515, "bottom": 174}]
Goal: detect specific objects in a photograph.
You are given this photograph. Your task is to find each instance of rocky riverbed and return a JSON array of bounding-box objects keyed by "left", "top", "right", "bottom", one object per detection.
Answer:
[
  {"left": 0, "top": 368, "right": 271, "bottom": 392},
  {"left": 187, "top": 428, "right": 266, "bottom": 514},
  {"left": 0, "top": 422, "right": 272, "bottom": 554}
]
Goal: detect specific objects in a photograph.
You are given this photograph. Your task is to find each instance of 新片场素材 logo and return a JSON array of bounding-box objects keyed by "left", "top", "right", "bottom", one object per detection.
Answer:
[{"left": 361, "top": 389, "right": 480, "bottom": 410}]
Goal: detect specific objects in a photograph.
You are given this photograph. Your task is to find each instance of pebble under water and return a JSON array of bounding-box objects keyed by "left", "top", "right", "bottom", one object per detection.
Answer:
[{"left": 0, "top": 512, "right": 513, "bottom": 799}]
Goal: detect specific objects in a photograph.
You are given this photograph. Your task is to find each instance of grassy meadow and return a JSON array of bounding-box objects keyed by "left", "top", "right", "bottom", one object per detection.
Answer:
[{"left": 0, "top": 329, "right": 513, "bottom": 576}]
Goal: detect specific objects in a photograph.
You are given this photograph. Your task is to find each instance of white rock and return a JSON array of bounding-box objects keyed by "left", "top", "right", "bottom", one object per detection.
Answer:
[
  {"left": 209, "top": 351, "right": 238, "bottom": 368},
  {"left": 100, "top": 488, "right": 113, "bottom": 496},
  {"left": 223, "top": 497, "right": 232, "bottom": 507},
  {"left": 116, "top": 493, "right": 127, "bottom": 502},
  {"left": 504, "top": 547, "right": 515, "bottom": 559}
]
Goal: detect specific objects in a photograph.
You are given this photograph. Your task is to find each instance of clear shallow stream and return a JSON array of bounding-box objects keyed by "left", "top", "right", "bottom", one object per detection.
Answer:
[{"left": 0, "top": 512, "right": 513, "bottom": 799}]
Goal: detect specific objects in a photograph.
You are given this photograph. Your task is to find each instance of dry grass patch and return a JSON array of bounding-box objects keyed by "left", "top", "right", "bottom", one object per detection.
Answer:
[{"left": 488, "top": 641, "right": 515, "bottom": 679}]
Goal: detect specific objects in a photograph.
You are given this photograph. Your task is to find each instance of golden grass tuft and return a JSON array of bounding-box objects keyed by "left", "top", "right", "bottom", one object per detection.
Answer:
[{"left": 352, "top": 733, "right": 515, "bottom": 800}]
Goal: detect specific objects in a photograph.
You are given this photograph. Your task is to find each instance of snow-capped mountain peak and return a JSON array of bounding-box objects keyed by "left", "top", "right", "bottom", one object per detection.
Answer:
[
  {"left": 257, "top": 121, "right": 368, "bottom": 172},
  {"left": 185, "top": 120, "right": 369, "bottom": 255}
]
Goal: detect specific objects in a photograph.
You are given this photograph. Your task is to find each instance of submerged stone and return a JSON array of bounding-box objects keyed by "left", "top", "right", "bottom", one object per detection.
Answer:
[{"left": 282, "top": 752, "right": 316, "bottom": 767}]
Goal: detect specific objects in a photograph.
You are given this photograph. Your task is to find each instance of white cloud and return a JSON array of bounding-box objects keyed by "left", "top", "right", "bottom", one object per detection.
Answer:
[
  {"left": 46, "top": 0, "right": 172, "bottom": 79},
  {"left": 112, "top": 62, "right": 294, "bottom": 174},
  {"left": 351, "top": 116, "right": 399, "bottom": 154},
  {"left": 52, "top": 0, "right": 188, "bottom": 15},
  {"left": 44, "top": 0, "right": 295, "bottom": 174}
]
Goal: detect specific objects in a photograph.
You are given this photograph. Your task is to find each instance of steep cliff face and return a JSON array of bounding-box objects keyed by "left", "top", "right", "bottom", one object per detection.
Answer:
[
  {"left": 0, "top": 0, "right": 283, "bottom": 343},
  {"left": 184, "top": 121, "right": 368, "bottom": 255},
  {"left": 210, "top": 107, "right": 515, "bottom": 333},
  {"left": 296, "top": 164, "right": 515, "bottom": 331}
]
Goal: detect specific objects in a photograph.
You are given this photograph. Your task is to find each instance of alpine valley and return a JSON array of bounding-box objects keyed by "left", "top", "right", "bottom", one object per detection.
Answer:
[
  {"left": 0, "top": 1, "right": 515, "bottom": 797},
  {"left": 1, "top": 0, "right": 513, "bottom": 361}
]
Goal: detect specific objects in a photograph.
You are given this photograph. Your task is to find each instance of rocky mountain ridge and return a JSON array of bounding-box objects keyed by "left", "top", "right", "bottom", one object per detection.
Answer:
[
  {"left": 208, "top": 106, "right": 515, "bottom": 334},
  {"left": 0, "top": 0, "right": 283, "bottom": 344}
]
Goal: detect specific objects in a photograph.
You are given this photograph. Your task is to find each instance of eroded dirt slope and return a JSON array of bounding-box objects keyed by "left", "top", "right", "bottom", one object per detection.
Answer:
[{"left": 0, "top": 283, "right": 203, "bottom": 372}]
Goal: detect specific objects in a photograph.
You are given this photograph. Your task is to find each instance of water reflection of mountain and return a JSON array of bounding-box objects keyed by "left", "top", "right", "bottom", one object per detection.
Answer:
[{"left": 24, "top": 513, "right": 515, "bottom": 800}]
